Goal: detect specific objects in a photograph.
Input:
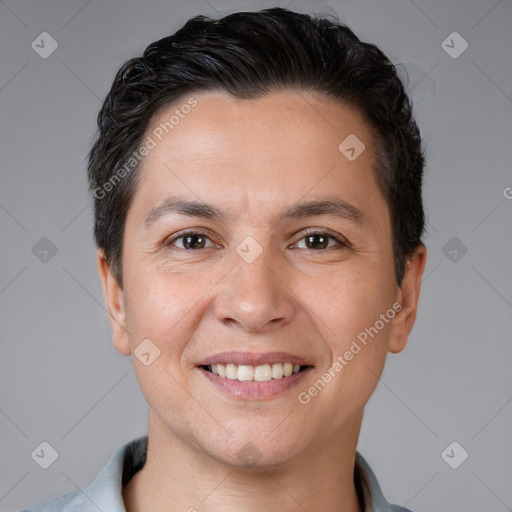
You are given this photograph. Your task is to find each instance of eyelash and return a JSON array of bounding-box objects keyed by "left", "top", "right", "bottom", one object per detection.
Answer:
[{"left": 163, "top": 228, "right": 351, "bottom": 252}]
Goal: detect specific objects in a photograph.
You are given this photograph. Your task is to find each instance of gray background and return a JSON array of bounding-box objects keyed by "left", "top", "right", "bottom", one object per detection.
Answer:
[{"left": 1, "top": 0, "right": 511, "bottom": 510}]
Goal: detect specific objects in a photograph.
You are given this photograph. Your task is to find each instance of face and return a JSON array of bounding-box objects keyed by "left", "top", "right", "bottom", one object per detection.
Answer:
[{"left": 98, "top": 90, "right": 426, "bottom": 468}]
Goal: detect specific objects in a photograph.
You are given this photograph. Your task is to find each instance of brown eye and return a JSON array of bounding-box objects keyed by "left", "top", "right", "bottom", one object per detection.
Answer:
[
  {"left": 164, "top": 231, "right": 216, "bottom": 250},
  {"left": 294, "top": 231, "right": 350, "bottom": 251},
  {"left": 304, "top": 234, "right": 330, "bottom": 250}
]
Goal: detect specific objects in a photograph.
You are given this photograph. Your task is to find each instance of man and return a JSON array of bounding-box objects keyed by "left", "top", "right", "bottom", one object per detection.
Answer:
[{"left": 23, "top": 7, "right": 427, "bottom": 512}]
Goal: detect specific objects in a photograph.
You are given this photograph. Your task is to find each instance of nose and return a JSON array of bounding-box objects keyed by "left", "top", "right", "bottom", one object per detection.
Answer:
[{"left": 213, "top": 244, "right": 295, "bottom": 335}]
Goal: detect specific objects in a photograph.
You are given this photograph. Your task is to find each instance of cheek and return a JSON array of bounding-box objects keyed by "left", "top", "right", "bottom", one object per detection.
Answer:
[
  {"left": 124, "top": 265, "right": 196, "bottom": 334},
  {"left": 122, "top": 264, "right": 222, "bottom": 375},
  {"left": 301, "top": 262, "right": 392, "bottom": 343},
  {"left": 124, "top": 272, "right": 198, "bottom": 413},
  {"left": 301, "top": 261, "right": 394, "bottom": 397},
  {"left": 331, "top": 294, "right": 395, "bottom": 397}
]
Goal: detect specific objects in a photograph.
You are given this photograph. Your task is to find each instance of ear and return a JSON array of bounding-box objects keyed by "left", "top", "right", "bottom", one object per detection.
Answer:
[
  {"left": 388, "top": 244, "right": 428, "bottom": 354},
  {"left": 96, "top": 249, "right": 131, "bottom": 356}
]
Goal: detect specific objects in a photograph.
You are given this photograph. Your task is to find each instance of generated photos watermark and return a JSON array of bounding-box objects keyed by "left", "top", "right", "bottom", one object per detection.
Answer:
[
  {"left": 298, "top": 301, "right": 402, "bottom": 404},
  {"left": 93, "top": 96, "right": 198, "bottom": 200}
]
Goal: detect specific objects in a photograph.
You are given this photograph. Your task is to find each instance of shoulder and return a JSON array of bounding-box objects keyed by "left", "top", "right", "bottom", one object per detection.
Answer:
[
  {"left": 355, "top": 451, "right": 414, "bottom": 512},
  {"left": 18, "top": 436, "right": 148, "bottom": 512},
  {"left": 17, "top": 489, "right": 92, "bottom": 511}
]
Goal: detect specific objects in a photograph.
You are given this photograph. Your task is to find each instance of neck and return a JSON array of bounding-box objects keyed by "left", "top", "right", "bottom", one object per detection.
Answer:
[{"left": 123, "top": 411, "right": 364, "bottom": 512}]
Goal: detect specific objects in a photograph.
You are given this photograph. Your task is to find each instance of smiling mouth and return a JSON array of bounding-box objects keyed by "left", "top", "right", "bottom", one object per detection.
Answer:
[{"left": 201, "top": 363, "right": 312, "bottom": 382}]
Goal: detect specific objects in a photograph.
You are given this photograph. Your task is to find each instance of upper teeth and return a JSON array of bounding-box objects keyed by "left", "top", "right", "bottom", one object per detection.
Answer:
[{"left": 209, "top": 363, "right": 301, "bottom": 381}]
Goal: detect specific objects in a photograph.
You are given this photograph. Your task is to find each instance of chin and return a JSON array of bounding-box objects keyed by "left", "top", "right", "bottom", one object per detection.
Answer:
[{"left": 196, "top": 429, "right": 306, "bottom": 470}]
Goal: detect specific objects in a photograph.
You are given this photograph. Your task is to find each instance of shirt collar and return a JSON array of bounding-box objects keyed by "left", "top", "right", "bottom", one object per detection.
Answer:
[{"left": 79, "top": 436, "right": 407, "bottom": 512}]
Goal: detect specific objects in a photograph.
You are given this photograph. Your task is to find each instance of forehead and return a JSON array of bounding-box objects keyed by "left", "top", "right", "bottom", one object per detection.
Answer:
[
  {"left": 130, "top": 90, "right": 386, "bottom": 228},
  {"left": 145, "top": 90, "right": 375, "bottom": 162}
]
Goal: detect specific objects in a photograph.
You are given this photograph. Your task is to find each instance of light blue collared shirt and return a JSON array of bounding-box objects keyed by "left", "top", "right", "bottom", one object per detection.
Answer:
[{"left": 20, "top": 436, "right": 412, "bottom": 511}]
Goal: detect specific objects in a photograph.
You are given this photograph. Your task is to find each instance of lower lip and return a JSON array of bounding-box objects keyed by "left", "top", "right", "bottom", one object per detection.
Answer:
[{"left": 198, "top": 367, "right": 312, "bottom": 400}]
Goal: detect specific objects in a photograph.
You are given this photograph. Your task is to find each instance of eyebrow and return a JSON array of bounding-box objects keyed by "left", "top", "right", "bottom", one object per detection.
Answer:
[{"left": 143, "top": 195, "right": 365, "bottom": 230}]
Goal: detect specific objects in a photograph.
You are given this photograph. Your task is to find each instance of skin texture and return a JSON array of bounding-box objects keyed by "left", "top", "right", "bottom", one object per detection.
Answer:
[{"left": 97, "top": 90, "right": 427, "bottom": 512}]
